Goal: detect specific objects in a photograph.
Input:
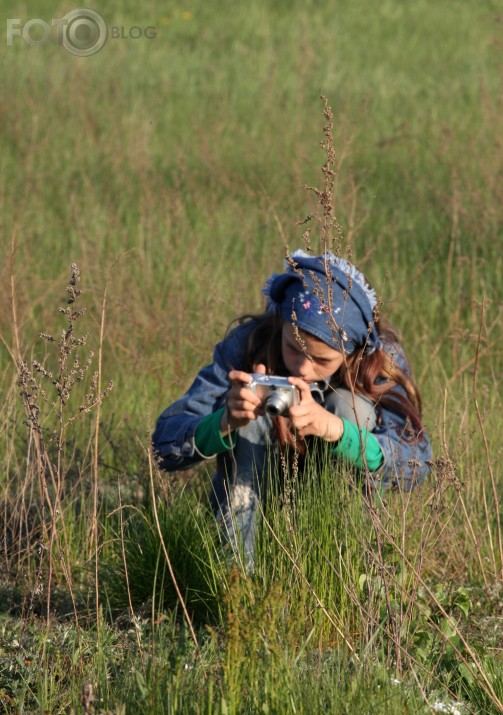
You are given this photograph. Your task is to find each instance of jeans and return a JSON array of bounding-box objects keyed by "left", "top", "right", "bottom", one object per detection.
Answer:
[{"left": 211, "top": 389, "right": 376, "bottom": 570}]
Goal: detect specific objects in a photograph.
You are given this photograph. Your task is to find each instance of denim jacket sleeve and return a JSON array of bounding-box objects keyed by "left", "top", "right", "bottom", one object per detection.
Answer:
[
  {"left": 152, "top": 322, "right": 253, "bottom": 472},
  {"left": 370, "top": 339, "right": 431, "bottom": 492}
]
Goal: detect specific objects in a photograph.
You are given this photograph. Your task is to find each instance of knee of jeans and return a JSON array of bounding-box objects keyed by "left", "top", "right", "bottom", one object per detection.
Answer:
[
  {"left": 212, "top": 477, "right": 260, "bottom": 512},
  {"left": 324, "top": 388, "right": 377, "bottom": 431},
  {"left": 230, "top": 483, "right": 259, "bottom": 513}
]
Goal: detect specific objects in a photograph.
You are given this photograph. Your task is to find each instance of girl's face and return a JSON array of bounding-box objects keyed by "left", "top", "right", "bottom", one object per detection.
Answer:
[{"left": 281, "top": 322, "right": 344, "bottom": 382}]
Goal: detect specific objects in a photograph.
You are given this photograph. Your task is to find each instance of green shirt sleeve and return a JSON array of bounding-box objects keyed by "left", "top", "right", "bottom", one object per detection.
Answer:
[
  {"left": 332, "top": 419, "right": 384, "bottom": 471},
  {"left": 194, "top": 408, "right": 237, "bottom": 457}
]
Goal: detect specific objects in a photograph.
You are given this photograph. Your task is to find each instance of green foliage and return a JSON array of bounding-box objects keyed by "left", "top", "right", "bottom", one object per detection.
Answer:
[
  {"left": 460, "top": 655, "right": 503, "bottom": 715},
  {"left": 102, "top": 489, "right": 227, "bottom": 623}
]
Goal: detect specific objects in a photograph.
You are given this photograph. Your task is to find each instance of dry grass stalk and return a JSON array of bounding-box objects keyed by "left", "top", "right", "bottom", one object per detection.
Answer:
[{"left": 16, "top": 264, "right": 113, "bottom": 626}]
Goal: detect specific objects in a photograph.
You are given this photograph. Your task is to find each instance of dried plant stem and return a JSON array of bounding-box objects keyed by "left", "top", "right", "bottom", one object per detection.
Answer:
[
  {"left": 118, "top": 481, "right": 145, "bottom": 668},
  {"left": 279, "top": 443, "right": 299, "bottom": 556},
  {"left": 9, "top": 231, "right": 21, "bottom": 363},
  {"left": 473, "top": 301, "right": 503, "bottom": 582},
  {"left": 146, "top": 441, "right": 199, "bottom": 648},
  {"left": 445, "top": 304, "right": 502, "bottom": 387},
  {"left": 439, "top": 389, "right": 489, "bottom": 587},
  {"left": 16, "top": 264, "right": 112, "bottom": 633},
  {"left": 364, "top": 504, "right": 503, "bottom": 711},
  {"left": 90, "top": 281, "right": 108, "bottom": 631},
  {"left": 303, "top": 96, "right": 345, "bottom": 254},
  {"left": 316, "top": 488, "right": 503, "bottom": 711},
  {"left": 313, "top": 535, "right": 473, "bottom": 711}
]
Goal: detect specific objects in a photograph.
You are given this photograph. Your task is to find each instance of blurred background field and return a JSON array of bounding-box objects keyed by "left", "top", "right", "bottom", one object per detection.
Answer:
[
  {"left": 1, "top": 0, "right": 502, "bottom": 712},
  {"left": 2, "top": 0, "right": 501, "bottom": 416}
]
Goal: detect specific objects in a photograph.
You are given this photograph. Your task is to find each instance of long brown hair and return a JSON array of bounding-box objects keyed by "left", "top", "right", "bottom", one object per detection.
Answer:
[
  {"left": 339, "top": 322, "right": 424, "bottom": 438},
  {"left": 233, "top": 311, "right": 426, "bottom": 442}
]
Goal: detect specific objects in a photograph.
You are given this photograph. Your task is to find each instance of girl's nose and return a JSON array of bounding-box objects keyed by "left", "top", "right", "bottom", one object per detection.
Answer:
[{"left": 296, "top": 357, "right": 311, "bottom": 378}]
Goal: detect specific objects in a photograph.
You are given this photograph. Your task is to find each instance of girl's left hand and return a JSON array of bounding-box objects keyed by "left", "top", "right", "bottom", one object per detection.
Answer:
[{"left": 287, "top": 377, "right": 344, "bottom": 442}]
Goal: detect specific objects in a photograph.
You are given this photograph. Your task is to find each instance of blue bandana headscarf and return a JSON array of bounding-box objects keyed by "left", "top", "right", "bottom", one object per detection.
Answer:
[{"left": 262, "top": 250, "right": 380, "bottom": 355}]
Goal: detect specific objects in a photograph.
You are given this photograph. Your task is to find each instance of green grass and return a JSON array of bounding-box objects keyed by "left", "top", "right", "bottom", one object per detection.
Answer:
[{"left": 1, "top": 0, "right": 502, "bottom": 712}]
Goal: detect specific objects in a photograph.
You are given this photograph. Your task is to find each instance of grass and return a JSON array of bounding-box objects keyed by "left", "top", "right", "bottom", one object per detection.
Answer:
[{"left": 0, "top": 0, "right": 502, "bottom": 712}]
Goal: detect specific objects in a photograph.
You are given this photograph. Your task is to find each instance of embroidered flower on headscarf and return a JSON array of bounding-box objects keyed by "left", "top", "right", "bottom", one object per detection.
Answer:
[{"left": 298, "top": 290, "right": 325, "bottom": 317}]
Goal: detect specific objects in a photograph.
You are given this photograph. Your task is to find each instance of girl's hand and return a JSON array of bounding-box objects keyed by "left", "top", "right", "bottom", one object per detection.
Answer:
[
  {"left": 220, "top": 364, "right": 267, "bottom": 434},
  {"left": 287, "top": 376, "right": 344, "bottom": 442}
]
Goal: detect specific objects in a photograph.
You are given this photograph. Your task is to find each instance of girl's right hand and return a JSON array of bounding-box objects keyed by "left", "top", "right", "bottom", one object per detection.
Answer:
[{"left": 220, "top": 364, "right": 267, "bottom": 434}]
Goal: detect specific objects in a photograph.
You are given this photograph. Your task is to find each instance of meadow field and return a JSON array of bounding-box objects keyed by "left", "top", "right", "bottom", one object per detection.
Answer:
[{"left": 1, "top": 0, "right": 502, "bottom": 712}]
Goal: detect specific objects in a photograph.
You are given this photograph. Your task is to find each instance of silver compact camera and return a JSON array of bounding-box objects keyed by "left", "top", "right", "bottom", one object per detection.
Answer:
[
  {"left": 248, "top": 374, "right": 325, "bottom": 416},
  {"left": 248, "top": 374, "right": 300, "bottom": 416}
]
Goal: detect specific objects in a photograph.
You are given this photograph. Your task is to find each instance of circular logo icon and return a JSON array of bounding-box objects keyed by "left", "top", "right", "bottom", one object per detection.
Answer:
[{"left": 61, "top": 8, "right": 107, "bottom": 56}]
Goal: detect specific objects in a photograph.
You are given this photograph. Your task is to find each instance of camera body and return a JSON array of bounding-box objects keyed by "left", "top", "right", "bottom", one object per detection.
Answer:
[
  {"left": 246, "top": 372, "right": 323, "bottom": 417},
  {"left": 248, "top": 374, "right": 326, "bottom": 416},
  {"left": 248, "top": 374, "right": 301, "bottom": 417}
]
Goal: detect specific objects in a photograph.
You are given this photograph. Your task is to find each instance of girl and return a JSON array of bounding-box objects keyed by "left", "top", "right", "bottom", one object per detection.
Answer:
[{"left": 152, "top": 250, "right": 431, "bottom": 569}]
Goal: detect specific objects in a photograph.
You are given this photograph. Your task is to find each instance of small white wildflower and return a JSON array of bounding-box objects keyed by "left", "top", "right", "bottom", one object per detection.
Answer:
[
  {"left": 389, "top": 677, "right": 401, "bottom": 686},
  {"left": 431, "top": 703, "right": 463, "bottom": 714}
]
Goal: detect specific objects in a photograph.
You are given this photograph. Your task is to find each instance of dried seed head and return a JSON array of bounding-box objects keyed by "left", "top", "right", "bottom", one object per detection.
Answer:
[{"left": 67, "top": 264, "right": 81, "bottom": 304}]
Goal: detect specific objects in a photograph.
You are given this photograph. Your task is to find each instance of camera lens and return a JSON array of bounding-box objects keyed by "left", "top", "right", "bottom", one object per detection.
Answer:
[{"left": 264, "top": 391, "right": 292, "bottom": 416}]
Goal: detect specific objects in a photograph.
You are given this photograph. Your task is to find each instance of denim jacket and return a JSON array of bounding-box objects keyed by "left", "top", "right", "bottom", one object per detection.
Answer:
[{"left": 152, "top": 320, "right": 431, "bottom": 491}]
